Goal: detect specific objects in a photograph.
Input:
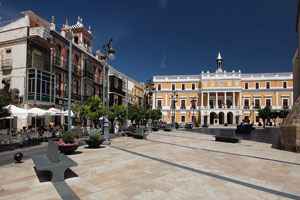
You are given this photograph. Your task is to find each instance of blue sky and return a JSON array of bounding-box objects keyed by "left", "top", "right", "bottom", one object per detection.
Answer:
[{"left": 0, "top": 0, "right": 298, "bottom": 82}]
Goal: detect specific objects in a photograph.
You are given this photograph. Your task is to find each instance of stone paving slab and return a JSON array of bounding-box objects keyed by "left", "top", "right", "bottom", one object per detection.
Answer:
[{"left": 0, "top": 130, "right": 300, "bottom": 199}]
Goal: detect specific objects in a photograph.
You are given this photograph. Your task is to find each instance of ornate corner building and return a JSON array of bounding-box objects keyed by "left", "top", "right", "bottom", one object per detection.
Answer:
[{"left": 153, "top": 52, "right": 293, "bottom": 125}]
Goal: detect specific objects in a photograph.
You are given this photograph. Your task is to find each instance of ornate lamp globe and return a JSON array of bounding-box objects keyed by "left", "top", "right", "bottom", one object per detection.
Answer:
[{"left": 108, "top": 53, "right": 115, "bottom": 61}]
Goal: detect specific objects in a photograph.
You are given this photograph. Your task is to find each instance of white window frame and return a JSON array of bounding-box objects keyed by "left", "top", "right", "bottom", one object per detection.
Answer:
[
  {"left": 283, "top": 81, "right": 287, "bottom": 89},
  {"left": 282, "top": 98, "right": 289, "bottom": 106},
  {"left": 192, "top": 83, "right": 195, "bottom": 90},
  {"left": 265, "top": 98, "right": 272, "bottom": 106},
  {"left": 244, "top": 98, "right": 250, "bottom": 106},
  {"left": 235, "top": 81, "right": 239, "bottom": 86},
  {"left": 244, "top": 82, "right": 249, "bottom": 89},
  {"left": 181, "top": 115, "right": 185, "bottom": 122},
  {"left": 158, "top": 84, "right": 161, "bottom": 91},
  {"left": 172, "top": 84, "right": 175, "bottom": 90},
  {"left": 203, "top": 82, "right": 207, "bottom": 87},
  {"left": 182, "top": 83, "right": 185, "bottom": 90},
  {"left": 157, "top": 99, "right": 162, "bottom": 108},
  {"left": 266, "top": 81, "right": 270, "bottom": 89},
  {"left": 211, "top": 82, "right": 215, "bottom": 86},
  {"left": 255, "top": 82, "right": 259, "bottom": 89},
  {"left": 228, "top": 81, "right": 232, "bottom": 86},
  {"left": 254, "top": 98, "right": 261, "bottom": 106}
]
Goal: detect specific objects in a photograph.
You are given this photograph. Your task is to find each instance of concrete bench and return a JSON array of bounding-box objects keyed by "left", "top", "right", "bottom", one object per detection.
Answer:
[
  {"left": 215, "top": 131, "right": 240, "bottom": 143},
  {"left": 131, "top": 127, "right": 148, "bottom": 139},
  {"left": 32, "top": 140, "right": 78, "bottom": 182}
]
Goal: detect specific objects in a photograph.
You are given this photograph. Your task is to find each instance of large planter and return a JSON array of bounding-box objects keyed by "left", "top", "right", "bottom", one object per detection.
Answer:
[
  {"left": 58, "top": 144, "right": 79, "bottom": 154},
  {"left": 152, "top": 127, "right": 159, "bottom": 132},
  {"left": 85, "top": 139, "right": 104, "bottom": 148}
]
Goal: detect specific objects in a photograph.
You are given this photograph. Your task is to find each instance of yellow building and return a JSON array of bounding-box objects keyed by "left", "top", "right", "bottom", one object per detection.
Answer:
[{"left": 153, "top": 52, "right": 293, "bottom": 125}]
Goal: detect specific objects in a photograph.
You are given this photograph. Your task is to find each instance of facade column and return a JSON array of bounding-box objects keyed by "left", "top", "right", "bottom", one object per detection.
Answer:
[
  {"left": 216, "top": 92, "right": 218, "bottom": 109},
  {"left": 291, "top": 92, "right": 294, "bottom": 106},
  {"left": 233, "top": 92, "right": 235, "bottom": 108},
  {"left": 224, "top": 92, "right": 227, "bottom": 108},
  {"left": 207, "top": 92, "right": 210, "bottom": 108},
  {"left": 239, "top": 92, "right": 242, "bottom": 109},
  {"left": 276, "top": 92, "right": 278, "bottom": 108},
  {"left": 201, "top": 91, "right": 204, "bottom": 108}
]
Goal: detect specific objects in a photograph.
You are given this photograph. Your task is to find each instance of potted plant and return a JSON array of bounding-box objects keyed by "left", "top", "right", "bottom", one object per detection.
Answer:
[
  {"left": 152, "top": 123, "right": 159, "bottom": 131},
  {"left": 85, "top": 129, "right": 104, "bottom": 148},
  {"left": 175, "top": 122, "right": 179, "bottom": 129},
  {"left": 126, "top": 125, "right": 135, "bottom": 136},
  {"left": 57, "top": 132, "right": 79, "bottom": 154}
]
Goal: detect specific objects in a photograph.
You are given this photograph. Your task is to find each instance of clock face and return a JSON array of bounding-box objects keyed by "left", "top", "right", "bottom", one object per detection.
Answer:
[{"left": 219, "top": 82, "right": 224, "bottom": 86}]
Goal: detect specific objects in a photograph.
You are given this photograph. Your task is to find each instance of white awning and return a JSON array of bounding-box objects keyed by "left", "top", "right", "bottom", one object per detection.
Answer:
[
  {"left": 5, "top": 105, "right": 29, "bottom": 120},
  {"left": 28, "top": 107, "right": 48, "bottom": 117}
]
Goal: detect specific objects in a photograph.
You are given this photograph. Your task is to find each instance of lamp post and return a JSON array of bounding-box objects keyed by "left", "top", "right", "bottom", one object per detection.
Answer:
[
  {"left": 190, "top": 97, "right": 196, "bottom": 124},
  {"left": 170, "top": 91, "right": 178, "bottom": 129},
  {"left": 66, "top": 31, "right": 73, "bottom": 132},
  {"left": 100, "top": 38, "right": 115, "bottom": 145},
  {"left": 147, "top": 86, "right": 155, "bottom": 132}
]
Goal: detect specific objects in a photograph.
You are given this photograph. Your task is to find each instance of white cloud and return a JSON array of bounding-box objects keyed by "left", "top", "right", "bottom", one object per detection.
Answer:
[
  {"left": 158, "top": 0, "right": 168, "bottom": 10},
  {"left": 160, "top": 52, "right": 167, "bottom": 69}
]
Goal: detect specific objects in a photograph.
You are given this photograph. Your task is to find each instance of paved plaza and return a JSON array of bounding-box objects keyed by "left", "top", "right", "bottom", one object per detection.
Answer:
[{"left": 0, "top": 129, "right": 300, "bottom": 200}]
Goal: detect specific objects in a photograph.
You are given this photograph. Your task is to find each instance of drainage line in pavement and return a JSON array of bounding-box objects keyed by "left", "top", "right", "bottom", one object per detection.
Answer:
[
  {"left": 53, "top": 181, "right": 80, "bottom": 200},
  {"left": 148, "top": 137, "right": 300, "bottom": 166},
  {"left": 111, "top": 145, "right": 300, "bottom": 200}
]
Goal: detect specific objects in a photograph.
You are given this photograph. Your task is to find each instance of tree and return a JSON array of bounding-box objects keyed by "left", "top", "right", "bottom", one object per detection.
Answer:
[
  {"left": 109, "top": 105, "right": 127, "bottom": 132},
  {"left": 128, "top": 105, "right": 145, "bottom": 127},
  {"left": 258, "top": 106, "right": 271, "bottom": 128},
  {"left": 71, "top": 103, "right": 88, "bottom": 125},
  {"left": 146, "top": 109, "right": 162, "bottom": 121},
  {"left": 0, "top": 92, "right": 10, "bottom": 118},
  {"left": 270, "top": 111, "right": 279, "bottom": 126},
  {"left": 85, "top": 97, "right": 105, "bottom": 128}
]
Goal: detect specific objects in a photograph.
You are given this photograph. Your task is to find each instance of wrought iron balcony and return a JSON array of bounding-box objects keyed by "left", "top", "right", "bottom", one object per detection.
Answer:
[
  {"left": 243, "top": 105, "right": 250, "bottom": 109},
  {"left": 282, "top": 105, "right": 289, "bottom": 109},
  {"left": 110, "top": 87, "right": 125, "bottom": 96},
  {"left": 265, "top": 105, "right": 272, "bottom": 109},
  {"left": 209, "top": 105, "right": 214, "bottom": 109},
  {"left": 83, "top": 70, "right": 94, "bottom": 79},
  {"left": 218, "top": 105, "right": 222, "bottom": 109},
  {"left": 1, "top": 59, "right": 12, "bottom": 70},
  {"left": 180, "top": 105, "right": 186, "bottom": 109},
  {"left": 170, "top": 105, "right": 176, "bottom": 109},
  {"left": 157, "top": 105, "right": 162, "bottom": 110},
  {"left": 254, "top": 105, "right": 261, "bottom": 109},
  {"left": 190, "top": 105, "right": 196, "bottom": 109},
  {"left": 71, "top": 93, "right": 81, "bottom": 101}
]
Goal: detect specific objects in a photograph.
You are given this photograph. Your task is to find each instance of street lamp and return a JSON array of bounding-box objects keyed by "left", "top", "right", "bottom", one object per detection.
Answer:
[
  {"left": 100, "top": 38, "right": 115, "bottom": 145},
  {"left": 147, "top": 86, "right": 156, "bottom": 133},
  {"left": 170, "top": 91, "right": 178, "bottom": 129},
  {"left": 190, "top": 97, "right": 196, "bottom": 124}
]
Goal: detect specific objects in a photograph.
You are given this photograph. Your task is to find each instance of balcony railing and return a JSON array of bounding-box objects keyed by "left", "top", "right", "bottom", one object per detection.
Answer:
[
  {"left": 218, "top": 105, "right": 222, "bottom": 109},
  {"left": 53, "top": 56, "right": 66, "bottom": 69},
  {"left": 243, "top": 105, "right": 250, "bottom": 109},
  {"left": 71, "top": 93, "right": 81, "bottom": 101},
  {"left": 1, "top": 59, "right": 12, "bottom": 70},
  {"left": 83, "top": 70, "right": 94, "bottom": 80},
  {"left": 109, "top": 87, "right": 125, "bottom": 96},
  {"left": 180, "top": 105, "right": 186, "bottom": 109},
  {"left": 209, "top": 105, "right": 214, "bottom": 109},
  {"left": 254, "top": 105, "right": 261, "bottom": 109},
  {"left": 170, "top": 105, "right": 176, "bottom": 109},
  {"left": 157, "top": 105, "right": 162, "bottom": 110},
  {"left": 282, "top": 105, "right": 289, "bottom": 109},
  {"left": 190, "top": 105, "right": 196, "bottom": 109},
  {"left": 265, "top": 105, "right": 272, "bottom": 109},
  {"left": 29, "top": 26, "right": 53, "bottom": 42}
]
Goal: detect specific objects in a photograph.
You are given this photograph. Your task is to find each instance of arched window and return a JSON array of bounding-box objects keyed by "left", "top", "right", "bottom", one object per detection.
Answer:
[{"left": 55, "top": 46, "right": 61, "bottom": 66}]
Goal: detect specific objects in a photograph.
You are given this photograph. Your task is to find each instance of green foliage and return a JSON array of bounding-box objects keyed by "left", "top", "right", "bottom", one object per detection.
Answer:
[
  {"left": 88, "top": 129, "right": 102, "bottom": 141},
  {"left": 127, "top": 125, "right": 135, "bottom": 132},
  {"left": 71, "top": 103, "right": 88, "bottom": 124},
  {"left": 0, "top": 92, "right": 10, "bottom": 118},
  {"left": 128, "top": 105, "right": 145, "bottom": 126},
  {"left": 270, "top": 111, "right": 279, "bottom": 120},
  {"left": 146, "top": 109, "right": 162, "bottom": 121},
  {"left": 85, "top": 97, "right": 105, "bottom": 128},
  {"left": 109, "top": 105, "right": 127, "bottom": 121},
  {"left": 258, "top": 106, "right": 271, "bottom": 128},
  {"left": 279, "top": 110, "right": 289, "bottom": 118},
  {"left": 61, "top": 132, "right": 76, "bottom": 144},
  {"left": 153, "top": 123, "right": 158, "bottom": 127}
]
